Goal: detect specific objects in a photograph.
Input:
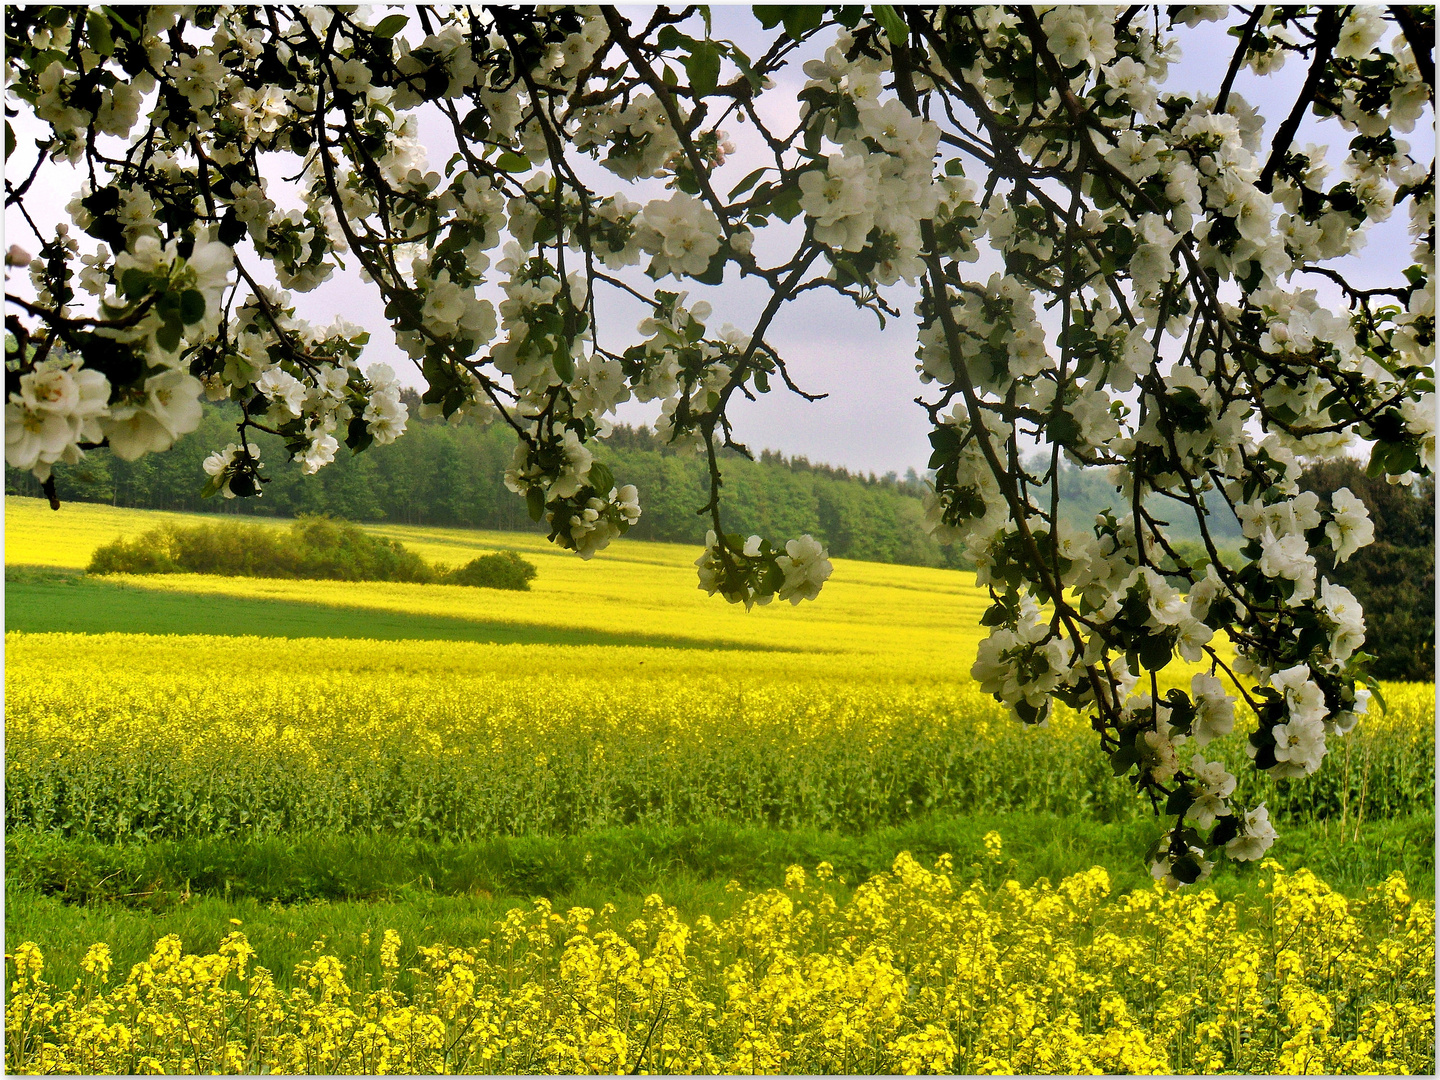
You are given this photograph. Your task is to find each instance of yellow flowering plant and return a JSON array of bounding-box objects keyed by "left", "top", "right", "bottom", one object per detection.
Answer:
[{"left": 6, "top": 855, "right": 1433, "bottom": 1075}]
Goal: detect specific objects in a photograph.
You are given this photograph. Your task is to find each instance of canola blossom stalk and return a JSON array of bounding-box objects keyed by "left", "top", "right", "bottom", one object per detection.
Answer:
[{"left": 4, "top": 857, "right": 1433, "bottom": 1075}]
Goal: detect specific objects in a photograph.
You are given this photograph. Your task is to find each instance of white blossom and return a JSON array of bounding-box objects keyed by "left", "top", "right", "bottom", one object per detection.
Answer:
[
  {"left": 1225, "top": 803, "right": 1278, "bottom": 861},
  {"left": 638, "top": 194, "right": 723, "bottom": 278},
  {"left": 101, "top": 370, "right": 205, "bottom": 461},
  {"left": 1190, "top": 673, "right": 1235, "bottom": 747},
  {"left": 1326, "top": 488, "right": 1375, "bottom": 563},
  {"left": 776, "top": 535, "right": 833, "bottom": 605},
  {"left": 1186, "top": 755, "right": 1235, "bottom": 829}
]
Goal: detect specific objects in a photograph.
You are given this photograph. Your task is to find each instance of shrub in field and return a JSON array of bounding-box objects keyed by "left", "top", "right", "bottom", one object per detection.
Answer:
[
  {"left": 87, "top": 518, "right": 536, "bottom": 590},
  {"left": 88, "top": 517, "right": 432, "bottom": 582},
  {"left": 83, "top": 535, "right": 180, "bottom": 576},
  {"left": 440, "top": 551, "right": 537, "bottom": 591},
  {"left": 4, "top": 857, "right": 1433, "bottom": 1075}
]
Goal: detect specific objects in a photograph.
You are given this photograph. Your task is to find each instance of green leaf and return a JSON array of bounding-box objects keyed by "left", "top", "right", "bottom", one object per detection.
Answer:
[
  {"left": 1049, "top": 410, "right": 1081, "bottom": 447},
  {"left": 552, "top": 337, "right": 576, "bottom": 382},
  {"left": 5, "top": 121, "right": 14, "bottom": 160},
  {"left": 871, "top": 3, "right": 908, "bottom": 46},
  {"left": 1109, "top": 744, "right": 1138, "bottom": 776},
  {"left": 656, "top": 26, "right": 694, "bottom": 51},
  {"left": 1138, "top": 632, "right": 1173, "bottom": 672},
  {"left": 119, "top": 268, "right": 151, "bottom": 300},
  {"left": 372, "top": 13, "right": 409, "bottom": 38},
  {"left": 729, "top": 168, "right": 770, "bottom": 200},
  {"left": 753, "top": 6, "right": 787, "bottom": 29},
  {"left": 1170, "top": 856, "right": 1202, "bottom": 885},
  {"left": 343, "top": 415, "right": 372, "bottom": 454},
  {"left": 1208, "top": 815, "right": 1241, "bottom": 846},
  {"left": 494, "top": 151, "right": 531, "bottom": 172},
  {"left": 1237, "top": 259, "right": 1264, "bottom": 294},
  {"left": 86, "top": 10, "right": 115, "bottom": 56},
  {"left": 928, "top": 426, "right": 961, "bottom": 453},
  {"left": 101, "top": 5, "right": 139, "bottom": 37},
  {"left": 587, "top": 460, "right": 615, "bottom": 497},
  {"left": 759, "top": 559, "right": 785, "bottom": 593},
  {"left": 691, "top": 249, "right": 727, "bottom": 286},
  {"left": 1368, "top": 680, "right": 1388, "bottom": 715},
  {"left": 769, "top": 182, "right": 803, "bottom": 223},
  {"left": 684, "top": 40, "right": 722, "bottom": 96},
  {"left": 526, "top": 486, "right": 546, "bottom": 523},
  {"left": 217, "top": 208, "right": 247, "bottom": 247},
  {"left": 178, "top": 289, "right": 206, "bottom": 325},
  {"left": 23, "top": 48, "right": 68, "bottom": 73},
  {"left": 727, "top": 46, "right": 764, "bottom": 91},
  {"left": 782, "top": 6, "right": 825, "bottom": 40},
  {"left": 1165, "top": 788, "right": 1195, "bottom": 817},
  {"left": 154, "top": 320, "right": 182, "bottom": 354}
]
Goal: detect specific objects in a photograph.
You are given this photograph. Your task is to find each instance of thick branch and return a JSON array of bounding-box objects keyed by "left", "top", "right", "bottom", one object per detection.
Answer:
[
  {"left": 1389, "top": 5, "right": 1435, "bottom": 95},
  {"left": 1257, "top": 7, "right": 1343, "bottom": 193}
]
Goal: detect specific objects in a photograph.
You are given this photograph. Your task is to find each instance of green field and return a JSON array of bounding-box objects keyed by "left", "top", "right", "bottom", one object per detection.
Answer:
[{"left": 4, "top": 567, "right": 751, "bottom": 649}]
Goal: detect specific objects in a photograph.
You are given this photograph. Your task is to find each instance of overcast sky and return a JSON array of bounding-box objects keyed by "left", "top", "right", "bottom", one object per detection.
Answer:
[{"left": 6, "top": 6, "right": 1429, "bottom": 478}]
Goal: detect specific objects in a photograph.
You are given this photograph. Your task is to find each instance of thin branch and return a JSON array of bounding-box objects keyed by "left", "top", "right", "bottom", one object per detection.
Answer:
[
  {"left": 1388, "top": 5, "right": 1435, "bottom": 96},
  {"left": 1215, "top": 7, "right": 1265, "bottom": 115}
]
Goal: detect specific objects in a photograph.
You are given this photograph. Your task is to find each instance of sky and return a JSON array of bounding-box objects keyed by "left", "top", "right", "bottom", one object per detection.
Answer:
[{"left": 5, "top": 5, "right": 1430, "bottom": 479}]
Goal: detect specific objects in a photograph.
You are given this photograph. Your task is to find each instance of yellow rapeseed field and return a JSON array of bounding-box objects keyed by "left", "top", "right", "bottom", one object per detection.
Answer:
[
  {"left": 5, "top": 496, "right": 991, "bottom": 664},
  {"left": 6, "top": 852, "right": 1433, "bottom": 1075},
  {"left": 7, "top": 634, "right": 1432, "bottom": 839}
]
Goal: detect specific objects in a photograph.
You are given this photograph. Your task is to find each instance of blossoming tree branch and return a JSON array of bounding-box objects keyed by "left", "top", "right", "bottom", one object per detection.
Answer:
[{"left": 5, "top": 4, "right": 1433, "bottom": 880}]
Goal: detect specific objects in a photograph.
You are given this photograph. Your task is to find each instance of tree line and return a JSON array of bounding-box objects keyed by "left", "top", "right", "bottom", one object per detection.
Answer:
[{"left": 5, "top": 395, "right": 965, "bottom": 569}]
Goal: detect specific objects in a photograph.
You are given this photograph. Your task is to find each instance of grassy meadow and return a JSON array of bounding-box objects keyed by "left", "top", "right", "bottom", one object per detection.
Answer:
[{"left": 4, "top": 495, "right": 1434, "bottom": 1073}]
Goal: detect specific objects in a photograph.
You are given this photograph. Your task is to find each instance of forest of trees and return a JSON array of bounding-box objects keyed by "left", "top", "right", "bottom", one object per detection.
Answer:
[
  {"left": 1298, "top": 462, "right": 1436, "bottom": 682},
  {"left": 0, "top": 391, "right": 1313, "bottom": 571}
]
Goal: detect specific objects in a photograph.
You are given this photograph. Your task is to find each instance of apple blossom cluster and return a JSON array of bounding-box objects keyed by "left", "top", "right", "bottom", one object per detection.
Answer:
[
  {"left": 9, "top": 231, "right": 230, "bottom": 476},
  {"left": 695, "top": 530, "right": 834, "bottom": 610},
  {"left": 6, "top": 5, "right": 1432, "bottom": 874},
  {"left": 796, "top": 33, "right": 943, "bottom": 284},
  {"left": 6, "top": 355, "right": 110, "bottom": 481}
]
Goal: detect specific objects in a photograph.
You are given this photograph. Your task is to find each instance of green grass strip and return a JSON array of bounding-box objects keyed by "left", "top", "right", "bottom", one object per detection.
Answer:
[
  {"left": 9, "top": 814, "right": 1430, "bottom": 994},
  {"left": 3, "top": 570, "right": 750, "bottom": 650},
  {"left": 10, "top": 813, "right": 1430, "bottom": 910}
]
